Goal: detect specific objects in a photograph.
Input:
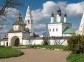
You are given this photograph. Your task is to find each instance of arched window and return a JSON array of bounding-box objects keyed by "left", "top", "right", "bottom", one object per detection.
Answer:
[{"left": 28, "top": 20, "right": 30, "bottom": 24}]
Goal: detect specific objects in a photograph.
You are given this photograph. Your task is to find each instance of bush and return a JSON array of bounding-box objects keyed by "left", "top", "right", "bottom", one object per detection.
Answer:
[
  {"left": 67, "top": 53, "right": 84, "bottom": 62},
  {"left": 27, "top": 45, "right": 68, "bottom": 50},
  {"left": 67, "top": 35, "right": 84, "bottom": 54},
  {"left": 0, "top": 47, "right": 24, "bottom": 59},
  {"left": 43, "top": 41, "right": 48, "bottom": 45}
]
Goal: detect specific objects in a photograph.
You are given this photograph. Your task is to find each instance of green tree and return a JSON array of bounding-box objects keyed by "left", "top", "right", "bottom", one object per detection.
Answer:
[{"left": 67, "top": 35, "right": 84, "bottom": 54}]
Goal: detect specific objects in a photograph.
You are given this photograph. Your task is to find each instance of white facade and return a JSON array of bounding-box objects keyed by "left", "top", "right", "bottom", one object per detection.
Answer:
[
  {"left": 48, "top": 22, "right": 72, "bottom": 37},
  {"left": 48, "top": 11, "right": 75, "bottom": 45},
  {"left": 49, "top": 39, "right": 67, "bottom": 45},
  {"left": 8, "top": 32, "right": 30, "bottom": 46}
]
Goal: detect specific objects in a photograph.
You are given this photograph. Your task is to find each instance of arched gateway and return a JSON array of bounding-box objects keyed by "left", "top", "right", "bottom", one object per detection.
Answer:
[{"left": 11, "top": 36, "right": 20, "bottom": 46}]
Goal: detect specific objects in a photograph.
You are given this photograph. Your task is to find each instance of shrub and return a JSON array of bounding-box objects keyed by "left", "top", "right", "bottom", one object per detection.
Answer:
[
  {"left": 67, "top": 35, "right": 84, "bottom": 54},
  {"left": 0, "top": 47, "right": 24, "bottom": 59},
  {"left": 43, "top": 41, "right": 48, "bottom": 45}
]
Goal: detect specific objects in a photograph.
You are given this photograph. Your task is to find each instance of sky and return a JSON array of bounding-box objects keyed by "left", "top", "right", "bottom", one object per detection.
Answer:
[{"left": 0, "top": 0, "right": 84, "bottom": 35}]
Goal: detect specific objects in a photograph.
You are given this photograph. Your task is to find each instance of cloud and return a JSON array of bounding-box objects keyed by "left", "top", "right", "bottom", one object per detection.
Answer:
[
  {"left": 42, "top": 1, "right": 57, "bottom": 15},
  {"left": 32, "top": 1, "right": 84, "bottom": 23},
  {"left": 5, "top": 8, "right": 19, "bottom": 18},
  {"left": 66, "top": 2, "right": 84, "bottom": 16},
  {"left": 32, "top": 9, "right": 45, "bottom": 23},
  {"left": 31, "top": 1, "right": 84, "bottom": 34},
  {"left": 32, "top": 24, "right": 46, "bottom": 35}
]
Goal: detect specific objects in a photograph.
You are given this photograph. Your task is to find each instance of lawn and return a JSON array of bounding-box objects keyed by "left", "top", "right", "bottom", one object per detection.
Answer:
[
  {"left": 0, "top": 46, "right": 24, "bottom": 59},
  {"left": 67, "top": 53, "right": 84, "bottom": 62}
]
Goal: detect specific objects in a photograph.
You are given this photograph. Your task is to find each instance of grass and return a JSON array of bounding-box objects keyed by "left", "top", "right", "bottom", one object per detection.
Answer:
[
  {"left": 27, "top": 45, "right": 69, "bottom": 51},
  {"left": 0, "top": 46, "right": 24, "bottom": 59},
  {"left": 66, "top": 53, "right": 84, "bottom": 62}
]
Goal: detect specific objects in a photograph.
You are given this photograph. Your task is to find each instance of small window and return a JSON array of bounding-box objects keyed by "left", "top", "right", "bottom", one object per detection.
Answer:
[{"left": 53, "top": 29, "right": 54, "bottom": 32}]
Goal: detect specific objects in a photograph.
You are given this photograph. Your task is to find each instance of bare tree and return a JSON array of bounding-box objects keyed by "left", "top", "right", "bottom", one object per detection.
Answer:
[
  {"left": 0, "top": 0, "right": 23, "bottom": 15},
  {"left": 0, "top": 0, "right": 25, "bottom": 21}
]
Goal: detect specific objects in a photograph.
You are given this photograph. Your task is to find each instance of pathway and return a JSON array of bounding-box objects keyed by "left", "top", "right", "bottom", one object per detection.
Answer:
[{"left": 0, "top": 49, "right": 70, "bottom": 62}]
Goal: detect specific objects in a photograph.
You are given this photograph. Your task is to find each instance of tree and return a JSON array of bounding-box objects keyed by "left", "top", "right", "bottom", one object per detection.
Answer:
[{"left": 0, "top": 0, "right": 25, "bottom": 21}]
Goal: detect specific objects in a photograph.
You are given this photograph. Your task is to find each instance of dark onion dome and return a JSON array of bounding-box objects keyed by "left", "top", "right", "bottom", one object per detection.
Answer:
[
  {"left": 57, "top": 9, "right": 61, "bottom": 16},
  {"left": 59, "top": 13, "right": 61, "bottom": 16},
  {"left": 51, "top": 13, "right": 54, "bottom": 17},
  {"left": 57, "top": 9, "right": 61, "bottom": 13},
  {"left": 64, "top": 14, "right": 67, "bottom": 17}
]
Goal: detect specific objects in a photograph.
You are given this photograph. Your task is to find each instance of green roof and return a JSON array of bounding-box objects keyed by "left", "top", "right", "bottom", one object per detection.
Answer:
[{"left": 63, "top": 27, "right": 75, "bottom": 34}]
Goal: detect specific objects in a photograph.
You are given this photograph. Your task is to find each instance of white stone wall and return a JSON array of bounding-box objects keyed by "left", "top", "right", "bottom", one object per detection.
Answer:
[
  {"left": 48, "top": 23, "right": 62, "bottom": 37},
  {"left": 0, "top": 41, "right": 8, "bottom": 46},
  {"left": 49, "top": 39, "right": 68, "bottom": 45},
  {"left": 63, "top": 34, "right": 72, "bottom": 37},
  {"left": 31, "top": 39, "right": 44, "bottom": 45},
  {"left": 22, "top": 39, "right": 44, "bottom": 45}
]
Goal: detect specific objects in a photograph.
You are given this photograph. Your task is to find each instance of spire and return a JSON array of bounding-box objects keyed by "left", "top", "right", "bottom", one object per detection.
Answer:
[
  {"left": 28, "top": 6, "right": 30, "bottom": 9},
  {"left": 25, "top": 5, "right": 32, "bottom": 23},
  {"left": 25, "top": 5, "right": 33, "bottom": 36},
  {"left": 27, "top": 6, "right": 31, "bottom": 14},
  {"left": 17, "top": 11, "right": 22, "bottom": 23}
]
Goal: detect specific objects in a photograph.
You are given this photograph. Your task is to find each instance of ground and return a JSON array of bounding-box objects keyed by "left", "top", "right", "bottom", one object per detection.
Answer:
[{"left": 0, "top": 49, "right": 70, "bottom": 62}]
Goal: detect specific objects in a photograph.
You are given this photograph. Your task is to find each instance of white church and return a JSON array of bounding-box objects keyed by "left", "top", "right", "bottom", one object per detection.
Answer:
[{"left": 1, "top": 5, "right": 82, "bottom": 46}]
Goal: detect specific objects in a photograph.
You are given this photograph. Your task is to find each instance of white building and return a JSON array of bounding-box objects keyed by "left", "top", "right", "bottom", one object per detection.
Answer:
[
  {"left": 0, "top": 6, "right": 44, "bottom": 46},
  {"left": 0, "top": 6, "right": 75, "bottom": 46},
  {"left": 48, "top": 9, "right": 75, "bottom": 45}
]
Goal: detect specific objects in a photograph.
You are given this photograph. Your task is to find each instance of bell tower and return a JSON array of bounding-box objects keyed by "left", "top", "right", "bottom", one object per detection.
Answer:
[{"left": 25, "top": 6, "right": 33, "bottom": 36}]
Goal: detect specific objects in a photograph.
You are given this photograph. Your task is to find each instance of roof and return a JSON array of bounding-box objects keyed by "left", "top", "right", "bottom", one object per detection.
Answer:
[
  {"left": 13, "top": 21, "right": 26, "bottom": 25},
  {"left": 63, "top": 27, "right": 75, "bottom": 34},
  {"left": 8, "top": 28, "right": 30, "bottom": 33},
  {"left": 48, "top": 22, "right": 71, "bottom": 25}
]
